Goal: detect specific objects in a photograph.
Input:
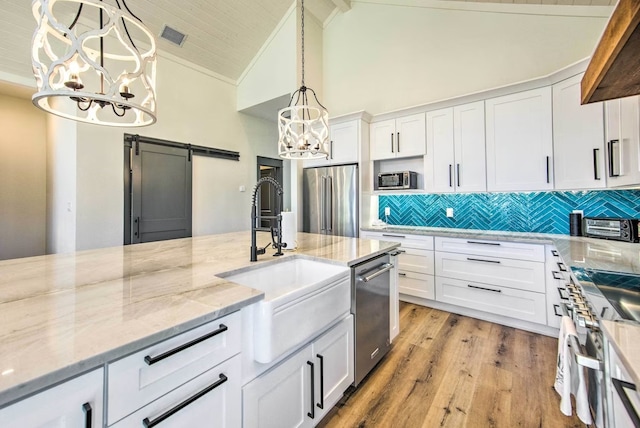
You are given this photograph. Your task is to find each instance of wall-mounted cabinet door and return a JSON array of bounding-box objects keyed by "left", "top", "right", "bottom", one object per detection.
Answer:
[
  {"left": 485, "top": 87, "right": 553, "bottom": 191},
  {"left": 304, "top": 120, "right": 359, "bottom": 168},
  {"left": 370, "top": 114, "right": 425, "bottom": 160},
  {"left": 605, "top": 95, "right": 640, "bottom": 187},
  {"left": 453, "top": 101, "right": 486, "bottom": 193},
  {"left": 427, "top": 107, "right": 455, "bottom": 193},
  {"left": 553, "top": 74, "right": 606, "bottom": 190}
]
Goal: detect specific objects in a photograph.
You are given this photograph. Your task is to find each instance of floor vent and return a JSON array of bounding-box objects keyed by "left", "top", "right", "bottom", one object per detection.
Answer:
[{"left": 160, "top": 25, "right": 187, "bottom": 47}]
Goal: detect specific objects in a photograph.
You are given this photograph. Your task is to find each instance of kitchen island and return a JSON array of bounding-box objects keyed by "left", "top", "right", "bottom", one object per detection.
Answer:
[{"left": 0, "top": 231, "right": 398, "bottom": 408}]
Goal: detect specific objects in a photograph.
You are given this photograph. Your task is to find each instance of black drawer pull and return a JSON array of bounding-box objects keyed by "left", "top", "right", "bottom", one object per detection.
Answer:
[
  {"left": 553, "top": 304, "right": 562, "bottom": 317},
  {"left": 307, "top": 361, "right": 315, "bottom": 419},
  {"left": 551, "top": 250, "right": 559, "bottom": 257},
  {"left": 144, "top": 324, "right": 228, "bottom": 365},
  {"left": 552, "top": 271, "right": 562, "bottom": 280},
  {"left": 398, "top": 272, "right": 407, "bottom": 277},
  {"left": 317, "top": 354, "right": 325, "bottom": 410},
  {"left": 382, "top": 234, "right": 406, "bottom": 239},
  {"left": 143, "top": 374, "right": 228, "bottom": 427},
  {"left": 83, "top": 403, "right": 92, "bottom": 428},
  {"left": 466, "top": 257, "right": 501, "bottom": 264},
  {"left": 612, "top": 378, "right": 640, "bottom": 427},
  {"left": 557, "top": 287, "right": 569, "bottom": 301},
  {"left": 557, "top": 262, "right": 568, "bottom": 272},
  {"left": 468, "top": 284, "right": 501, "bottom": 293},
  {"left": 466, "top": 240, "right": 500, "bottom": 246}
]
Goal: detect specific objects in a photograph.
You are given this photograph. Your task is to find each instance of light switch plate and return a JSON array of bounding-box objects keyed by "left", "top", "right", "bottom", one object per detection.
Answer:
[
  {"left": 446, "top": 208, "right": 454, "bottom": 218},
  {"left": 384, "top": 207, "right": 391, "bottom": 216}
]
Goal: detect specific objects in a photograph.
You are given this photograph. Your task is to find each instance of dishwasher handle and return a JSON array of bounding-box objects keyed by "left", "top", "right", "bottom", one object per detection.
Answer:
[{"left": 357, "top": 263, "right": 393, "bottom": 283}]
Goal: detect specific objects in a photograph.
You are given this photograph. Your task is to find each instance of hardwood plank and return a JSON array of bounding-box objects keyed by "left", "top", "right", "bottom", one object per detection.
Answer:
[{"left": 320, "top": 302, "right": 584, "bottom": 428}]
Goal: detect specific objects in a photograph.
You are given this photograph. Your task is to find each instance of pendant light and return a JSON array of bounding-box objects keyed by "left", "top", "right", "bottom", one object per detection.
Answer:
[
  {"left": 31, "top": 0, "right": 157, "bottom": 127},
  {"left": 278, "top": 0, "right": 329, "bottom": 159}
]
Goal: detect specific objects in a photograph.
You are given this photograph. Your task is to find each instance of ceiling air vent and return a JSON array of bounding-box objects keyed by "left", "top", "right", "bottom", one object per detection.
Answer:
[{"left": 160, "top": 25, "right": 187, "bottom": 47}]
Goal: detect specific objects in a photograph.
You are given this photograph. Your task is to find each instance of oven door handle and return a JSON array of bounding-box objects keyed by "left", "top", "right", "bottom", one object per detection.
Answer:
[{"left": 560, "top": 303, "right": 604, "bottom": 372}]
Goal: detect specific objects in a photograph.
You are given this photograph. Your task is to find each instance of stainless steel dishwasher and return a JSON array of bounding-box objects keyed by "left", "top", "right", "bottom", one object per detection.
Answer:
[{"left": 352, "top": 253, "right": 392, "bottom": 386}]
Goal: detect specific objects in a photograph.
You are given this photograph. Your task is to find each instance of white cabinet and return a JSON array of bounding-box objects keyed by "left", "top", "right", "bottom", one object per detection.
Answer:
[
  {"left": 370, "top": 113, "right": 426, "bottom": 160},
  {"left": 485, "top": 87, "right": 553, "bottom": 191},
  {"left": 0, "top": 368, "right": 103, "bottom": 428},
  {"left": 605, "top": 95, "right": 640, "bottom": 187},
  {"left": 552, "top": 74, "right": 606, "bottom": 190},
  {"left": 108, "top": 311, "right": 241, "bottom": 424},
  {"left": 304, "top": 120, "right": 360, "bottom": 167},
  {"left": 606, "top": 339, "right": 640, "bottom": 427},
  {"left": 112, "top": 355, "right": 241, "bottom": 428},
  {"left": 427, "top": 102, "right": 486, "bottom": 193},
  {"left": 243, "top": 315, "right": 353, "bottom": 428}
]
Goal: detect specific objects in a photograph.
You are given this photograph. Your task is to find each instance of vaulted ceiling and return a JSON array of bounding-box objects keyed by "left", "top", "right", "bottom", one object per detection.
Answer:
[{"left": 0, "top": 0, "right": 614, "bottom": 89}]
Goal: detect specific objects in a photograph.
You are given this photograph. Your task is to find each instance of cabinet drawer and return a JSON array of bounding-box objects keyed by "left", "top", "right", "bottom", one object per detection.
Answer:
[
  {"left": 399, "top": 271, "right": 434, "bottom": 300},
  {"left": 435, "top": 251, "right": 545, "bottom": 293},
  {"left": 435, "top": 277, "right": 547, "bottom": 324},
  {"left": 108, "top": 311, "right": 241, "bottom": 424},
  {"left": 398, "top": 248, "right": 434, "bottom": 275},
  {"left": 435, "top": 237, "right": 545, "bottom": 262},
  {"left": 361, "top": 231, "right": 433, "bottom": 250},
  {"left": 112, "top": 354, "right": 241, "bottom": 428}
]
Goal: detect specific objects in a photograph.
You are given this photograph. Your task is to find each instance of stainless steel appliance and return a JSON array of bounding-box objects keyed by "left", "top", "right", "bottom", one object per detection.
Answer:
[
  {"left": 377, "top": 171, "right": 417, "bottom": 190},
  {"left": 352, "top": 253, "right": 392, "bottom": 386},
  {"left": 583, "top": 217, "right": 639, "bottom": 243},
  {"left": 303, "top": 164, "right": 358, "bottom": 237}
]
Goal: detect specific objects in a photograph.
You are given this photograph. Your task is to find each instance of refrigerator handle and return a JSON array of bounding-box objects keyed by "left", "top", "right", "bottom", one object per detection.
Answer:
[
  {"left": 326, "top": 176, "right": 333, "bottom": 232},
  {"left": 320, "top": 176, "right": 326, "bottom": 232}
]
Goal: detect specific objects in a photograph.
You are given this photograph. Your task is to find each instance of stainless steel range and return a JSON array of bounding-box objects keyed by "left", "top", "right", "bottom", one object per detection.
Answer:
[{"left": 563, "top": 267, "right": 639, "bottom": 427}]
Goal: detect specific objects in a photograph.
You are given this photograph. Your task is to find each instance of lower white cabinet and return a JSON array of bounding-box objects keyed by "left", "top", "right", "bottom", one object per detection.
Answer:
[
  {"left": 606, "top": 340, "right": 640, "bottom": 427},
  {"left": 243, "top": 315, "right": 354, "bottom": 428},
  {"left": 0, "top": 368, "right": 103, "bottom": 428},
  {"left": 435, "top": 276, "right": 547, "bottom": 324},
  {"left": 399, "top": 271, "right": 434, "bottom": 300},
  {"left": 112, "top": 355, "right": 241, "bottom": 428}
]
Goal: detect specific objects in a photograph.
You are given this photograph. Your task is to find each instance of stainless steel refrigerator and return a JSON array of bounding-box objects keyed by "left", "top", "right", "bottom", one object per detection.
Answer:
[{"left": 303, "top": 164, "right": 359, "bottom": 237}]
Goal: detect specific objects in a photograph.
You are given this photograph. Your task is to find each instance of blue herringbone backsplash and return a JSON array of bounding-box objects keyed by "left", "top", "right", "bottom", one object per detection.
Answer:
[{"left": 378, "top": 190, "right": 640, "bottom": 234}]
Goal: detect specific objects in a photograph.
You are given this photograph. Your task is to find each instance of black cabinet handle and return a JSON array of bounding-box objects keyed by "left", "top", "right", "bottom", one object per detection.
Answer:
[
  {"left": 382, "top": 234, "right": 406, "bottom": 239},
  {"left": 449, "top": 164, "right": 453, "bottom": 187},
  {"left": 546, "top": 156, "right": 550, "bottom": 183},
  {"left": 557, "top": 287, "right": 569, "bottom": 300},
  {"left": 612, "top": 378, "right": 640, "bottom": 427},
  {"left": 468, "top": 284, "right": 501, "bottom": 293},
  {"left": 398, "top": 272, "right": 407, "bottom": 277},
  {"left": 144, "top": 324, "right": 228, "bottom": 365},
  {"left": 466, "top": 257, "right": 500, "bottom": 264},
  {"left": 557, "top": 262, "right": 568, "bottom": 272},
  {"left": 593, "top": 148, "right": 600, "bottom": 180},
  {"left": 142, "top": 374, "right": 228, "bottom": 427},
  {"left": 397, "top": 132, "right": 400, "bottom": 152},
  {"left": 456, "top": 163, "right": 460, "bottom": 187},
  {"left": 330, "top": 141, "right": 334, "bottom": 160},
  {"left": 317, "top": 354, "right": 325, "bottom": 410},
  {"left": 552, "top": 271, "right": 562, "bottom": 280},
  {"left": 307, "top": 361, "right": 315, "bottom": 419},
  {"left": 83, "top": 403, "right": 92, "bottom": 428},
  {"left": 553, "top": 304, "right": 562, "bottom": 317},
  {"left": 608, "top": 140, "right": 620, "bottom": 177},
  {"left": 134, "top": 216, "right": 140, "bottom": 238},
  {"left": 466, "top": 240, "right": 500, "bottom": 246},
  {"left": 390, "top": 133, "right": 394, "bottom": 153},
  {"left": 551, "top": 250, "right": 559, "bottom": 257}
]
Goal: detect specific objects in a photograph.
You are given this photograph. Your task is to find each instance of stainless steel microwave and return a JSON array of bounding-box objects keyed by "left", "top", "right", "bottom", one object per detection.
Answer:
[{"left": 377, "top": 171, "right": 418, "bottom": 190}]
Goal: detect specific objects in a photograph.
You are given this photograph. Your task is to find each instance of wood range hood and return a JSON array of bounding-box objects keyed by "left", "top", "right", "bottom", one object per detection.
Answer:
[{"left": 581, "top": 0, "right": 640, "bottom": 104}]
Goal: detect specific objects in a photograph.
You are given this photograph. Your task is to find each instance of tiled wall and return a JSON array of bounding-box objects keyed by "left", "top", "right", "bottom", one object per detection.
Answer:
[{"left": 378, "top": 190, "right": 640, "bottom": 234}]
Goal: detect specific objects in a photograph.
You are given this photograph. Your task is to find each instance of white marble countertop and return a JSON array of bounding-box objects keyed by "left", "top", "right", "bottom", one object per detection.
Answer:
[{"left": 0, "top": 231, "right": 398, "bottom": 407}]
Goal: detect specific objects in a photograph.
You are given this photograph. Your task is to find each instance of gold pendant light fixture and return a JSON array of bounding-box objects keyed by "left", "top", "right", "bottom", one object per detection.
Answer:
[
  {"left": 278, "top": 0, "right": 329, "bottom": 159},
  {"left": 31, "top": 0, "right": 157, "bottom": 127}
]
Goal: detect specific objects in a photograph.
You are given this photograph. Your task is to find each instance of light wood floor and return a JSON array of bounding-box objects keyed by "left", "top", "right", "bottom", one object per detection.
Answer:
[{"left": 319, "top": 302, "right": 585, "bottom": 428}]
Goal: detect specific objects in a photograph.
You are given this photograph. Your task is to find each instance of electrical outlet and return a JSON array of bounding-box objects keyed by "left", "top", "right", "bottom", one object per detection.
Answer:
[
  {"left": 446, "top": 207, "right": 454, "bottom": 218},
  {"left": 384, "top": 207, "right": 391, "bottom": 216}
]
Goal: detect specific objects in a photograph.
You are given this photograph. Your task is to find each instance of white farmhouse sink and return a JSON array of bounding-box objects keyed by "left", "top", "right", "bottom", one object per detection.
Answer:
[{"left": 219, "top": 257, "right": 350, "bottom": 363}]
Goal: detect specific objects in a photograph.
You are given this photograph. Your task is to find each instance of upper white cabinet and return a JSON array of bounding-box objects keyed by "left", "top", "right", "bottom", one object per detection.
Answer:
[
  {"left": 304, "top": 120, "right": 360, "bottom": 168},
  {"left": 605, "top": 95, "right": 640, "bottom": 187},
  {"left": 485, "top": 87, "right": 554, "bottom": 191},
  {"left": 427, "top": 101, "right": 486, "bottom": 193},
  {"left": 370, "top": 113, "right": 426, "bottom": 160},
  {"left": 553, "top": 74, "right": 606, "bottom": 190}
]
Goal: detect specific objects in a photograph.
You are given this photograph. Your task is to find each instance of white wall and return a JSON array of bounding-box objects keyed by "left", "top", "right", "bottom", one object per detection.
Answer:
[
  {"left": 75, "top": 55, "right": 281, "bottom": 250},
  {"left": 0, "top": 94, "right": 47, "bottom": 260},
  {"left": 323, "top": 0, "right": 610, "bottom": 116}
]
